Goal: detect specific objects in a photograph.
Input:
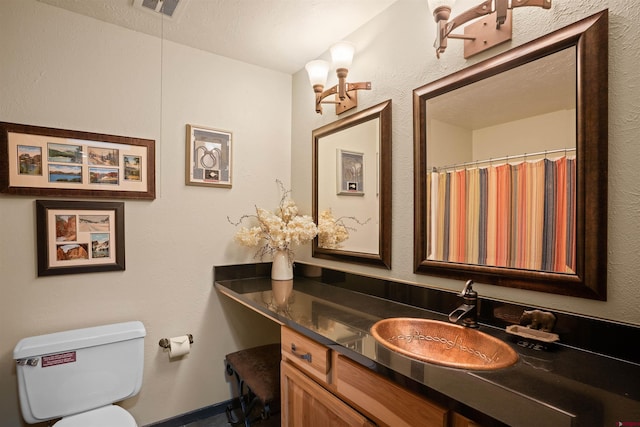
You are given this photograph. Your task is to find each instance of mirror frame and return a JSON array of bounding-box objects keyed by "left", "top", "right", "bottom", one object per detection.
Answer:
[
  {"left": 413, "top": 11, "right": 608, "bottom": 299},
  {"left": 313, "top": 100, "right": 392, "bottom": 269}
]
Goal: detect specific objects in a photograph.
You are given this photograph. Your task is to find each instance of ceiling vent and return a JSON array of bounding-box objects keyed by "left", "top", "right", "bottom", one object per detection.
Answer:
[{"left": 132, "top": 0, "right": 188, "bottom": 19}]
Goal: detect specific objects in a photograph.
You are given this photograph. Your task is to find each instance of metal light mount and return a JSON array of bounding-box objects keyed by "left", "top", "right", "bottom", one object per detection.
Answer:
[
  {"left": 306, "top": 42, "right": 372, "bottom": 115},
  {"left": 430, "top": 0, "right": 552, "bottom": 59},
  {"left": 312, "top": 77, "right": 372, "bottom": 115}
]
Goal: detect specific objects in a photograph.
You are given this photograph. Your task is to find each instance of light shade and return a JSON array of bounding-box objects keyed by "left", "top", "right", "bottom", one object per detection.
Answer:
[
  {"left": 305, "top": 60, "right": 330, "bottom": 87},
  {"left": 427, "top": 0, "right": 456, "bottom": 12},
  {"left": 330, "top": 41, "right": 355, "bottom": 69},
  {"left": 305, "top": 40, "right": 371, "bottom": 114}
]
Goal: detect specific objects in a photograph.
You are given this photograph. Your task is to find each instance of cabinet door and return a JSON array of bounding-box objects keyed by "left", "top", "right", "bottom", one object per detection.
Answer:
[
  {"left": 281, "top": 361, "right": 375, "bottom": 427},
  {"left": 334, "top": 355, "right": 448, "bottom": 427}
]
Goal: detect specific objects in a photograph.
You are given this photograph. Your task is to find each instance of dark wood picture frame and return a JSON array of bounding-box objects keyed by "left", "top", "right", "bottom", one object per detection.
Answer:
[
  {"left": 1, "top": 122, "right": 155, "bottom": 200},
  {"left": 36, "top": 200, "right": 125, "bottom": 276}
]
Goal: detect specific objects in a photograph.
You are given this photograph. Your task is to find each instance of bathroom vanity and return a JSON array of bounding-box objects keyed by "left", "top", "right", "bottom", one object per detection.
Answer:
[
  {"left": 214, "top": 263, "right": 640, "bottom": 426},
  {"left": 281, "top": 325, "right": 459, "bottom": 426}
]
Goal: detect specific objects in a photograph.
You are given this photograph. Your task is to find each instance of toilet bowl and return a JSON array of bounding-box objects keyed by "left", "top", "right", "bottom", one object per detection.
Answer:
[
  {"left": 54, "top": 405, "right": 137, "bottom": 427},
  {"left": 14, "top": 321, "right": 146, "bottom": 426}
]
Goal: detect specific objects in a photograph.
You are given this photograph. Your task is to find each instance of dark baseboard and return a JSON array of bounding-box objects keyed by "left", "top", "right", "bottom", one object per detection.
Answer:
[{"left": 143, "top": 399, "right": 236, "bottom": 427}]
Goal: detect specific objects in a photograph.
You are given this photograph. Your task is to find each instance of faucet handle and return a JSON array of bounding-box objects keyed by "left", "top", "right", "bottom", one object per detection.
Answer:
[{"left": 459, "top": 280, "right": 475, "bottom": 297}]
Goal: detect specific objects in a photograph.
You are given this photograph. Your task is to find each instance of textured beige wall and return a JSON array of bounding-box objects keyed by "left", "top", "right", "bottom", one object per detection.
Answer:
[
  {"left": 2, "top": 0, "right": 639, "bottom": 425},
  {"left": 293, "top": 0, "right": 640, "bottom": 325},
  {"left": 0, "top": 1, "right": 284, "bottom": 425}
]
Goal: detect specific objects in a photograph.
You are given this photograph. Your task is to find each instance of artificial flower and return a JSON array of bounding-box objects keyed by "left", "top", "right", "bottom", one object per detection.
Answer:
[{"left": 229, "top": 180, "right": 318, "bottom": 262}]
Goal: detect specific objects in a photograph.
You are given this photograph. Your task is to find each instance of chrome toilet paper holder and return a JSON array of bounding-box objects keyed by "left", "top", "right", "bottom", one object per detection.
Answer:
[{"left": 159, "top": 334, "right": 193, "bottom": 349}]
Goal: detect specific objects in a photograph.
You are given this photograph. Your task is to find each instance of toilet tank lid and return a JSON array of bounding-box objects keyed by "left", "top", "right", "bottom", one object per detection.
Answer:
[{"left": 14, "top": 321, "right": 146, "bottom": 359}]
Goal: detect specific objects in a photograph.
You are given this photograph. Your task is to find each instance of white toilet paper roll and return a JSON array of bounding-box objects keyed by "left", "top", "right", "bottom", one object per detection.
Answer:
[{"left": 168, "top": 335, "right": 191, "bottom": 358}]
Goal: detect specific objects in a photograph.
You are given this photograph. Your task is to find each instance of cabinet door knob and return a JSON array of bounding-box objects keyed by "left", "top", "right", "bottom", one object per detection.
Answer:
[{"left": 291, "top": 343, "right": 312, "bottom": 363}]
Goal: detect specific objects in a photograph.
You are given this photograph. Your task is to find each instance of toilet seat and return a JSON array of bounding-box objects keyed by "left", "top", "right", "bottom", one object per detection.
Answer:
[{"left": 54, "top": 405, "right": 137, "bottom": 427}]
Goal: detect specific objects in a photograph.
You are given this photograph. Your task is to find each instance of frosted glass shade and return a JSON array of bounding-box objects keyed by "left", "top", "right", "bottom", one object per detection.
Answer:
[
  {"left": 305, "top": 60, "right": 330, "bottom": 87},
  {"left": 330, "top": 41, "right": 355, "bottom": 69},
  {"left": 427, "top": 0, "right": 456, "bottom": 12}
]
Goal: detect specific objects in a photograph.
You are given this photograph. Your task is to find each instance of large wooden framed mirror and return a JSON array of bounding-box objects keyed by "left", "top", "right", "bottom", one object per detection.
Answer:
[
  {"left": 313, "top": 100, "right": 392, "bottom": 268},
  {"left": 413, "top": 11, "right": 608, "bottom": 299}
]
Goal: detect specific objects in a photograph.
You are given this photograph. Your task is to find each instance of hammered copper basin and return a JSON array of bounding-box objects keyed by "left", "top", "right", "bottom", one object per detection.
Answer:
[{"left": 370, "top": 318, "right": 518, "bottom": 370}]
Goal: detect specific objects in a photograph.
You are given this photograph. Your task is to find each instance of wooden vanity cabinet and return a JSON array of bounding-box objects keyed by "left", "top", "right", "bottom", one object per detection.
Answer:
[
  {"left": 450, "top": 412, "right": 482, "bottom": 427},
  {"left": 334, "top": 353, "right": 449, "bottom": 426},
  {"left": 281, "top": 361, "right": 375, "bottom": 426},
  {"left": 281, "top": 326, "right": 374, "bottom": 426},
  {"left": 281, "top": 326, "right": 331, "bottom": 384},
  {"left": 281, "top": 326, "right": 468, "bottom": 427}
]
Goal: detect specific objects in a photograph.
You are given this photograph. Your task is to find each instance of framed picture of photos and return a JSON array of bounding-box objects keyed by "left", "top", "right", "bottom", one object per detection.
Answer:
[
  {"left": 185, "top": 124, "right": 232, "bottom": 188},
  {"left": 337, "top": 149, "right": 364, "bottom": 196},
  {"left": 0, "top": 122, "right": 155, "bottom": 199},
  {"left": 36, "top": 200, "right": 125, "bottom": 276}
]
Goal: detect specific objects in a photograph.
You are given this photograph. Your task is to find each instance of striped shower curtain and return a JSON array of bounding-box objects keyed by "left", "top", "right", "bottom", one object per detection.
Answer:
[{"left": 427, "top": 156, "right": 576, "bottom": 273}]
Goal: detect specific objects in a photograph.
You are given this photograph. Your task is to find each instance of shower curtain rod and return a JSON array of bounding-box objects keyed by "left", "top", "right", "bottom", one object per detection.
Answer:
[{"left": 432, "top": 147, "right": 576, "bottom": 172}]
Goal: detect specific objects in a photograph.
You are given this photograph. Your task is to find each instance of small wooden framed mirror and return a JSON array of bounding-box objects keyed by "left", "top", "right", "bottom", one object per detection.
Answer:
[{"left": 313, "top": 100, "right": 392, "bottom": 268}]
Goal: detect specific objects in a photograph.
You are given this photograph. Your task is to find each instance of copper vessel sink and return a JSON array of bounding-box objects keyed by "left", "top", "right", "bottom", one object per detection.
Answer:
[{"left": 370, "top": 318, "right": 518, "bottom": 370}]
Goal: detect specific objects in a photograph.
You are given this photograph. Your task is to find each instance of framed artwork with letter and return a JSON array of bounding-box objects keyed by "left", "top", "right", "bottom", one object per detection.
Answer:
[
  {"left": 337, "top": 149, "right": 364, "bottom": 196},
  {"left": 185, "top": 124, "right": 232, "bottom": 188}
]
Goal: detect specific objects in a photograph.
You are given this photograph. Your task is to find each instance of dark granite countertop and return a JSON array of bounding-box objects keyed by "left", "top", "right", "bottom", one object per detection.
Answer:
[{"left": 215, "top": 270, "right": 640, "bottom": 427}]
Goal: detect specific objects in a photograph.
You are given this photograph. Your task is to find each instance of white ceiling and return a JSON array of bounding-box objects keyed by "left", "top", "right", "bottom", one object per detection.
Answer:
[
  {"left": 38, "top": 0, "right": 399, "bottom": 74},
  {"left": 429, "top": 48, "right": 576, "bottom": 130}
]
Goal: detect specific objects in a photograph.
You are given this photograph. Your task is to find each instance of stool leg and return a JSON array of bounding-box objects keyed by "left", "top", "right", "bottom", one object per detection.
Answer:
[
  {"left": 227, "top": 361, "right": 260, "bottom": 426},
  {"left": 262, "top": 402, "right": 271, "bottom": 420},
  {"left": 225, "top": 362, "right": 241, "bottom": 425},
  {"left": 239, "top": 378, "right": 251, "bottom": 426}
]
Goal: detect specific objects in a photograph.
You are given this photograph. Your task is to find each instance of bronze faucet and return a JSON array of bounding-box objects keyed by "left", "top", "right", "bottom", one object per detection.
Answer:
[{"left": 448, "top": 280, "right": 479, "bottom": 328}]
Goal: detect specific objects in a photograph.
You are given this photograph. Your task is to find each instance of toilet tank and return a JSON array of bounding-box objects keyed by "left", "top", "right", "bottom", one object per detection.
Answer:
[{"left": 14, "top": 321, "right": 146, "bottom": 424}]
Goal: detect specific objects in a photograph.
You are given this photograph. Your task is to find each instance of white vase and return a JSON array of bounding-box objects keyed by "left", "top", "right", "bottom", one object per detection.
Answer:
[{"left": 271, "top": 249, "right": 293, "bottom": 280}]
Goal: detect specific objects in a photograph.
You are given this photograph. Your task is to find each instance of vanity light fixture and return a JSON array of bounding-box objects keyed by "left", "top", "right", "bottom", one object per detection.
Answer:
[
  {"left": 305, "top": 41, "right": 372, "bottom": 115},
  {"left": 427, "top": 0, "right": 551, "bottom": 58}
]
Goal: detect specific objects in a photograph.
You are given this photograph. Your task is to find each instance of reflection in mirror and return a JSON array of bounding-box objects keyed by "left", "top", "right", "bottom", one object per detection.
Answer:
[
  {"left": 414, "top": 11, "right": 608, "bottom": 299},
  {"left": 318, "top": 122, "right": 377, "bottom": 252},
  {"left": 313, "top": 100, "right": 392, "bottom": 268},
  {"left": 426, "top": 48, "right": 576, "bottom": 274}
]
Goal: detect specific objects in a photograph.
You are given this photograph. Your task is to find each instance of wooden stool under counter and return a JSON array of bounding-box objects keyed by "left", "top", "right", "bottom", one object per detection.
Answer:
[{"left": 225, "top": 343, "right": 281, "bottom": 426}]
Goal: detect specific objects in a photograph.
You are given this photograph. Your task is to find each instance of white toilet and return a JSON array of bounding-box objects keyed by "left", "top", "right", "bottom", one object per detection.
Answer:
[{"left": 14, "top": 321, "right": 146, "bottom": 426}]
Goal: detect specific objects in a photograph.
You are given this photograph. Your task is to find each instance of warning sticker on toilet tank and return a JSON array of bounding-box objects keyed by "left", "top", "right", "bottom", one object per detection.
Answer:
[{"left": 42, "top": 352, "right": 76, "bottom": 367}]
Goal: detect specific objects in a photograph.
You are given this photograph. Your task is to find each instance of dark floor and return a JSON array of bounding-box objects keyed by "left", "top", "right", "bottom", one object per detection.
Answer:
[
  {"left": 181, "top": 412, "right": 228, "bottom": 427},
  {"left": 182, "top": 406, "right": 280, "bottom": 427}
]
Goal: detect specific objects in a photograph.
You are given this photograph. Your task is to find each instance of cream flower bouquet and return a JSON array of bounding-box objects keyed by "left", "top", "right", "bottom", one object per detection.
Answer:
[
  {"left": 317, "top": 208, "right": 370, "bottom": 249},
  {"left": 229, "top": 180, "right": 317, "bottom": 264},
  {"left": 317, "top": 209, "right": 350, "bottom": 249}
]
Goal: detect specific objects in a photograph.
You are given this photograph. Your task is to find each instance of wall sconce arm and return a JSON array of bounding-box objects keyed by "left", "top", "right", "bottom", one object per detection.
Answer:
[
  {"left": 432, "top": 0, "right": 552, "bottom": 58},
  {"left": 314, "top": 81, "right": 372, "bottom": 115},
  {"left": 444, "top": 0, "right": 493, "bottom": 37}
]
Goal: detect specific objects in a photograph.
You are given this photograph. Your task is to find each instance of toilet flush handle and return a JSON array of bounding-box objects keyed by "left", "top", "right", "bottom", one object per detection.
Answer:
[{"left": 16, "top": 358, "right": 39, "bottom": 367}]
